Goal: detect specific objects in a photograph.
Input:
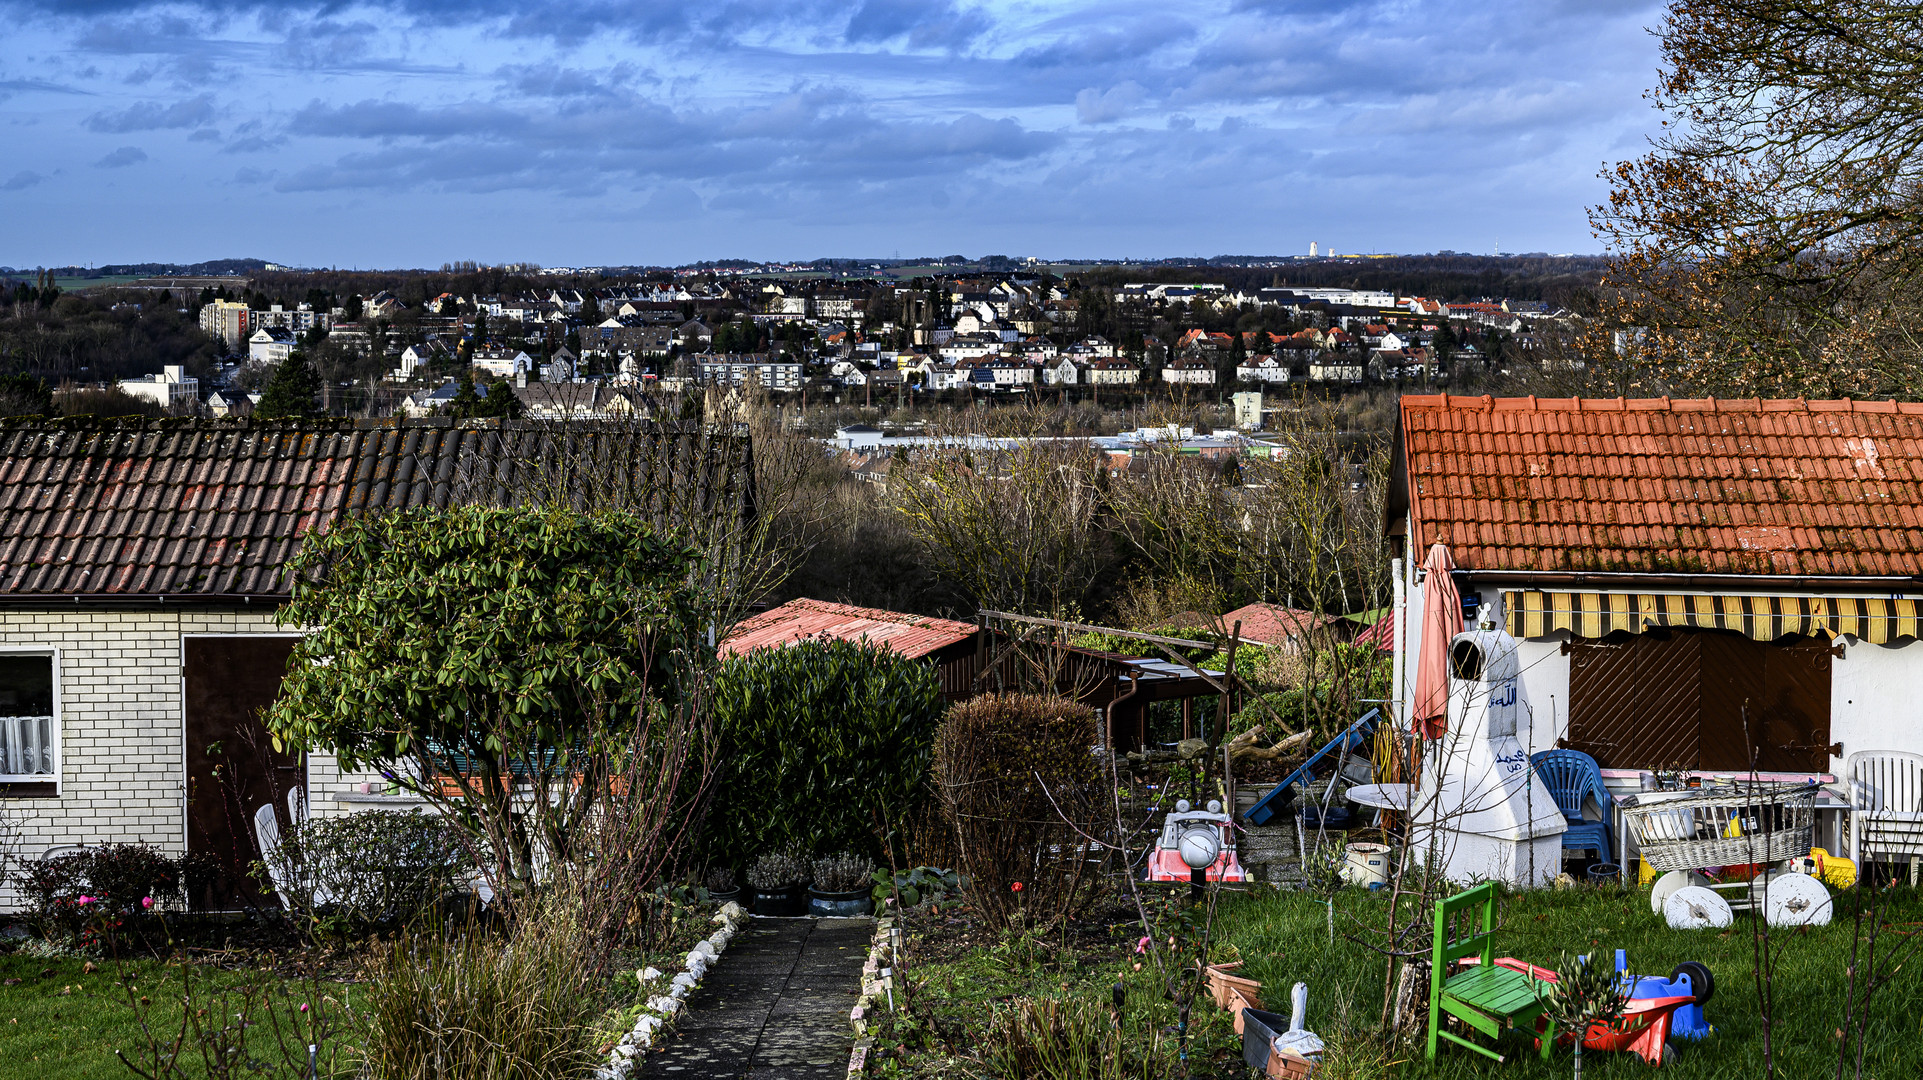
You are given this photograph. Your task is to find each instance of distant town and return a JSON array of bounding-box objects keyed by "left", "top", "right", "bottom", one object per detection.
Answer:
[{"left": 0, "top": 253, "right": 1599, "bottom": 438}]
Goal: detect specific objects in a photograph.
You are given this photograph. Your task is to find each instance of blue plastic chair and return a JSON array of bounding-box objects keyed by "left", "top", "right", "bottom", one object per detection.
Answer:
[{"left": 1531, "top": 749, "right": 1613, "bottom": 864}]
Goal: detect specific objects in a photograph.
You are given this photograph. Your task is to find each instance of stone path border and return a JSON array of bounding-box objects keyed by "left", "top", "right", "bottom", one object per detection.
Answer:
[
  {"left": 846, "top": 913, "right": 896, "bottom": 1076},
  {"left": 597, "top": 901, "right": 749, "bottom": 1079}
]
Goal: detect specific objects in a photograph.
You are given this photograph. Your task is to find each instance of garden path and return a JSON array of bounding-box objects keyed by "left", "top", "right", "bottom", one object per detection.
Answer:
[{"left": 639, "top": 915, "right": 872, "bottom": 1079}]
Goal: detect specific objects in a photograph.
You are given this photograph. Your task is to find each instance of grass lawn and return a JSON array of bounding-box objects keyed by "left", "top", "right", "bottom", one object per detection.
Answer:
[
  {"left": 0, "top": 899, "right": 718, "bottom": 1080},
  {"left": 873, "top": 883, "right": 1923, "bottom": 1079},
  {"left": 0, "top": 951, "right": 360, "bottom": 1080}
]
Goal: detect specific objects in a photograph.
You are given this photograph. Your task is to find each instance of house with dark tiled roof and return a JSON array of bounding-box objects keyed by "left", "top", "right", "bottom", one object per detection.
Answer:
[
  {"left": 0, "top": 416, "right": 751, "bottom": 912},
  {"left": 1388, "top": 394, "right": 1923, "bottom": 783}
]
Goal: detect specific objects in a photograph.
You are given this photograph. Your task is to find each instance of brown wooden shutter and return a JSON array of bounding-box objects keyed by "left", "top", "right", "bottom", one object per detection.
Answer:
[
  {"left": 1568, "top": 632, "right": 1704, "bottom": 768},
  {"left": 1568, "top": 630, "right": 1831, "bottom": 771}
]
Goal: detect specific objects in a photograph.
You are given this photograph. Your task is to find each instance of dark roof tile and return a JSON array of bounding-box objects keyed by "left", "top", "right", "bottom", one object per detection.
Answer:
[{"left": 0, "top": 417, "right": 752, "bottom": 600}]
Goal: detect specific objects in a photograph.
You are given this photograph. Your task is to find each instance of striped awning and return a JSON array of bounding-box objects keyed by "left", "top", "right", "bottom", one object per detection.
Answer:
[{"left": 1504, "top": 590, "right": 1923, "bottom": 644}]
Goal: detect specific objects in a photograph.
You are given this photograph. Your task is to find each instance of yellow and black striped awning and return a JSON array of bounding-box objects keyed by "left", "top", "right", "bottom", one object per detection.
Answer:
[{"left": 1505, "top": 590, "right": 1923, "bottom": 644}]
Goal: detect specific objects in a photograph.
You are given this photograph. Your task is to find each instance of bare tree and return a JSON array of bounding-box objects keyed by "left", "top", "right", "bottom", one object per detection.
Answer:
[{"left": 1591, "top": 0, "right": 1923, "bottom": 398}]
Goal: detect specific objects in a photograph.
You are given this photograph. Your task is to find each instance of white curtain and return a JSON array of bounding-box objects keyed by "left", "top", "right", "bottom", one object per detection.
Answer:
[{"left": 0, "top": 715, "right": 53, "bottom": 777}]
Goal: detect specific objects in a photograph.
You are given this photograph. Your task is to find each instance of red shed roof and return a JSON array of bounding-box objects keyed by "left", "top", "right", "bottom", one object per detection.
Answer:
[
  {"left": 1395, "top": 395, "right": 1923, "bottom": 578},
  {"left": 720, "top": 598, "right": 980, "bottom": 660},
  {"left": 1220, "top": 602, "right": 1329, "bottom": 646}
]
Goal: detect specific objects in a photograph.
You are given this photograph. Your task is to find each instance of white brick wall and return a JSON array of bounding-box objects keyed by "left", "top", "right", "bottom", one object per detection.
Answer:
[{"left": 0, "top": 608, "right": 378, "bottom": 913}]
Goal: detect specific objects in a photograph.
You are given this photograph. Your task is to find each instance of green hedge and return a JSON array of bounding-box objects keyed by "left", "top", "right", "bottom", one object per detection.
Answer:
[{"left": 707, "top": 638, "right": 946, "bottom": 867}]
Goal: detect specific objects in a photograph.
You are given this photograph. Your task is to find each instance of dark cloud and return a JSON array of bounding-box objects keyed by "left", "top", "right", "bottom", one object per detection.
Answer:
[
  {"left": 93, "top": 145, "right": 147, "bottom": 167},
  {"left": 86, "top": 93, "right": 215, "bottom": 132},
  {"left": 3, "top": 170, "right": 44, "bottom": 190}
]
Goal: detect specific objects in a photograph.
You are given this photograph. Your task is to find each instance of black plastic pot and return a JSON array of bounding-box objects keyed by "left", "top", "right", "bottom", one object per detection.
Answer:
[
  {"left": 751, "top": 885, "right": 808, "bottom": 917},
  {"left": 807, "top": 887, "right": 875, "bottom": 917},
  {"left": 709, "top": 886, "right": 742, "bottom": 906}
]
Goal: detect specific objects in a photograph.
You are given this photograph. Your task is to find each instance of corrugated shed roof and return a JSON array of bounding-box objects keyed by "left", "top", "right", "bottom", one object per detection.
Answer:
[
  {"left": 721, "top": 598, "right": 980, "bottom": 660},
  {"left": 1397, "top": 395, "right": 1923, "bottom": 577},
  {"left": 0, "top": 417, "right": 753, "bottom": 600}
]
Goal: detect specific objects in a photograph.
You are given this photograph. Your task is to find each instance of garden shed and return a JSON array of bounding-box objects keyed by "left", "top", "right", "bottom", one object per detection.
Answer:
[
  {"left": 0, "top": 415, "right": 753, "bottom": 912},
  {"left": 720, "top": 598, "right": 991, "bottom": 701},
  {"left": 723, "top": 600, "right": 1232, "bottom": 748},
  {"left": 1388, "top": 395, "right": 1923, "bottom": 778}
]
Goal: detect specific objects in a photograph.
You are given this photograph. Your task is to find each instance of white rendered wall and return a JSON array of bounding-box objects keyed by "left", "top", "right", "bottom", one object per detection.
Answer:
[{"left": 1830, "top": 636, "right": 1923, "bottom": 773}]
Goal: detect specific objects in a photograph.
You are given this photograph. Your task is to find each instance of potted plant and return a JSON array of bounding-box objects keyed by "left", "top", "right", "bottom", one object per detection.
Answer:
[
  {"left": 808, "top": 852, "right": 875, "bottom": 917},
  {"left": 747, "top": 850, "right": 809, "bottom": 917},
  {"left": 706, "top": 866, "right": 740, "bottom": 906}
]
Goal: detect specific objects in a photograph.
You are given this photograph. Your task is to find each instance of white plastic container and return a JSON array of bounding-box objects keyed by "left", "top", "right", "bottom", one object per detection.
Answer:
[{"left": 1341, "top": 842, "right": 1391, "bottom": 887}]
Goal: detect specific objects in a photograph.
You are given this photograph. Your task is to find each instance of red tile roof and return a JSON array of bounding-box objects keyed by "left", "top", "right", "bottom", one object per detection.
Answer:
[
  {"left": 720, "top": 598, "right": 980, "bottom": 660},
  {"left": 1220, "top": 602, "right": 1329, "bottom": 646},
  {"left": 1397, "top": 395, "right": 1923, "bottom": 577}
]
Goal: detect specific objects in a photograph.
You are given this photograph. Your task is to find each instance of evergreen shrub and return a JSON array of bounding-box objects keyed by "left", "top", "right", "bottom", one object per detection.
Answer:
[{"left": 708, "top": 638, "right": 945, "bottom": 866}]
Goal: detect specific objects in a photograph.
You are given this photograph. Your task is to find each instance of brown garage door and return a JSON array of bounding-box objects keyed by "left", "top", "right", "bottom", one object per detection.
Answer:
[
  {"left": 184, "top": 636, "right": 302, "bottom": 910},
  {"left": 1568, "top": 630, "right": 1832, "bottom": 771}
]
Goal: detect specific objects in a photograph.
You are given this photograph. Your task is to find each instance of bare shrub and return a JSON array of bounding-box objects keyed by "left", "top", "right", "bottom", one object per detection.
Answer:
[{"left": 934, "top": 694, "right": 1111, "bottom": 930}]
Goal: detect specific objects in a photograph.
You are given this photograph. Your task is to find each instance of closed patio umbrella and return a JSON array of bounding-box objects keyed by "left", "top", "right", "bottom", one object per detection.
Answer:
[{"left": 1412, "top": 542, "right": 1461, "bottom": 741}]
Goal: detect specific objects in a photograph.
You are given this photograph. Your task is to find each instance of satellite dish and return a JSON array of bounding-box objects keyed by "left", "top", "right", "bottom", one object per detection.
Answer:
[
  {"left": 1177, "top": 824, "right": 1221, "bottom": 870},
  {"left": 1663, "top": 885, "right": 1733, "bottom": 930},
  {"left": 1761, "top": 872, "right": 1832, "bottom": 927}
]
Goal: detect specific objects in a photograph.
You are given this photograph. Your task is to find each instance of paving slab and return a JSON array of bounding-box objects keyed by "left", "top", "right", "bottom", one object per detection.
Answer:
[{"left": 639, "top": 916, "right": 872, "bottom": 1079}]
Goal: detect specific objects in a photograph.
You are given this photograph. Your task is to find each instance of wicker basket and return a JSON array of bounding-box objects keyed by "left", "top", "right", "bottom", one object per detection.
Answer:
[{"left": 1620, "top": 782, "right": 1817, "bottom": 873}]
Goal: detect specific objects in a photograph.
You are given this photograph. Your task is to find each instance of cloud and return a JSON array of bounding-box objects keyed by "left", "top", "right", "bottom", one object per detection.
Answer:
[
  {"left": 223, "top": 134, "right": 284, "bottom": 153},
  {"left": 93, "top": 145, "right": 148, "bottom": 167},
  {"left": 844, "top": 0, "right": 981, "bottom": 49},
  {"left": 1075, "top": 82, "right": 1145, "bottom": 125},
  {"left": 3, "top": 170, "right": 44, "bottom": 190},
  {"left": 1015, "top": 16, "right": 1196, "bottom": 68},
  {"left": 86, "top": 94, "right": 216, "bottom": 132},
  {"left": 1, "top": 0, "right": 1664, "bottom": 261},
  {"left": 0, "top": 77, "right": 91, "bottom": 102}
]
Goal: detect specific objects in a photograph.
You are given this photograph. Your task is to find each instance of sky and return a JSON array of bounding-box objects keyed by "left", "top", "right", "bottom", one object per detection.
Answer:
[{"left": 0, "top": 0, "right": 1668, "bottom": 268}]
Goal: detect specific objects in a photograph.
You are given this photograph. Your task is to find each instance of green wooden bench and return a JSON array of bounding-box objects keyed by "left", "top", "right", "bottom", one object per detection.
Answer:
[{"left": 1426, "top": 881, "right": 1555, "bottom": 1062}]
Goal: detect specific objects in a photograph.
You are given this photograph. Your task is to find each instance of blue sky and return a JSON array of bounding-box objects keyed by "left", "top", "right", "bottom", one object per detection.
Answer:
[{"left": 0, "top": 0, "right": 1666, "bottom": 268}]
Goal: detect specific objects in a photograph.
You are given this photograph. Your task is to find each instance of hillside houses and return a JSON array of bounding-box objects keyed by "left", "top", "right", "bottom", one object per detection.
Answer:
[{"left": 133, "top": 268, "right": 1575, "bottom": 419}]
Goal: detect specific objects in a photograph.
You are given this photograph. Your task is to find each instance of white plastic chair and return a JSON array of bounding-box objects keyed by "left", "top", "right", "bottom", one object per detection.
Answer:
[
  {"left": 1848, "top": 751, "right": 1923, "bottom": 865},
  {"left": 254, "top": 801, "right": 337, "bottom": 911},
  {"left": 286, "top": 785, "right": 307, "bottom": 826},
  {"left": 253, "top": 803, "right": 293, "bottom": 910}
]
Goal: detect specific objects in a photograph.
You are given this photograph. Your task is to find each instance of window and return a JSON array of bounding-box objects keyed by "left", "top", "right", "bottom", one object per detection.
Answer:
[{"left": 0, "top": 653, "right": 56, "bottom": 781}]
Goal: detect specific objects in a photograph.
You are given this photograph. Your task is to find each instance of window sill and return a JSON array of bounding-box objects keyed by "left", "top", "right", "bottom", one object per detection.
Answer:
[{"left": 0, "top": 781, "right": 58, "bottom": 798}]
